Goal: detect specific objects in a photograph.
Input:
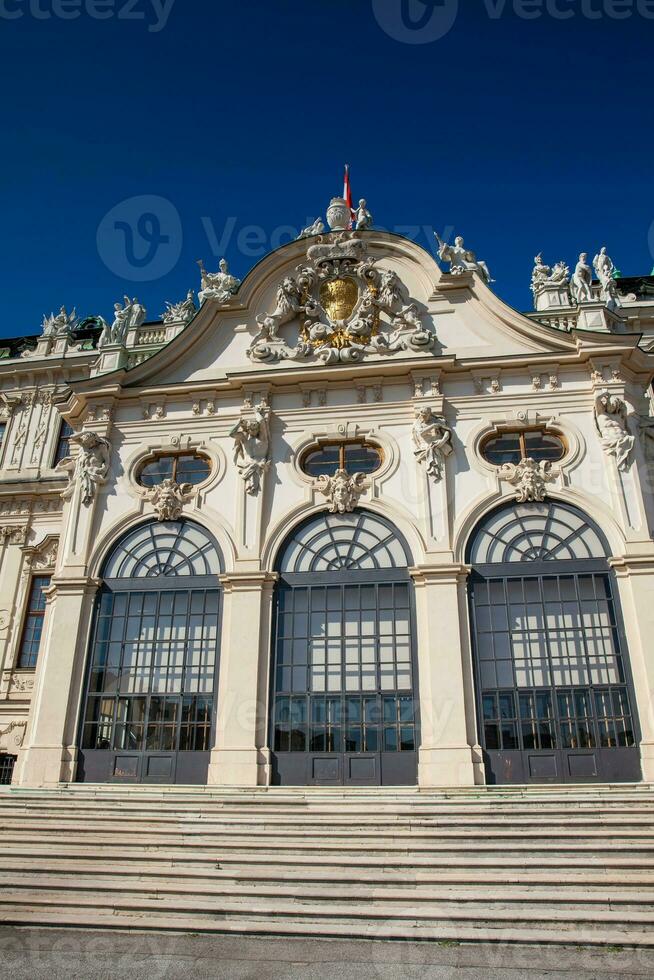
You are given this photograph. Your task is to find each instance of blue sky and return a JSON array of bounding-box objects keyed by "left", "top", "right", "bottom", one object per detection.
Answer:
[{"left": 0, "top": 0, "right": 651, "bottom": 337}]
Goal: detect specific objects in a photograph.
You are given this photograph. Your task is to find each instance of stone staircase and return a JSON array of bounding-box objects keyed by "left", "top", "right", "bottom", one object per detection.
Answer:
[{"left": 1, "top": 783, "right": 654, "bottom": 945}]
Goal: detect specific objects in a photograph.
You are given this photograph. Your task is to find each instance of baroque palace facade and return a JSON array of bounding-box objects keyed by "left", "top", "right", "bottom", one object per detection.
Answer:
[{"left": 1, "top": 195, "right": 654, "bottom": 790}]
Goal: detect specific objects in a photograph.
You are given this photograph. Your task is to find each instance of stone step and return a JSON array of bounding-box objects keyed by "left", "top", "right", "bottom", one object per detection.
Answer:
[
  {"left": 2, "top": 843, "right": 651, "bottom": 870},
  {"left": 3, "top": 871, "right": 653, "bottom": 909},
  {"left": 2, "top": 784, "right": 653, "bottom": 946},
  {"left": 2, "top": 829, "right": 653, "bottom": 855},
  {"left": 3, "top": 818, "right": 654, "bottom": 841},
  {"left": 2, "top": 888, "right": 654, "bottom": 931},
  {"left": 1, "top": 905, "right": 651, "bottom": 946},
  {"left": 3, "top": 787, "right": 654, "bottom": 804},
  {"left": 3, "top": 856, "right": 653, "bottom": 887},
  {"left": 3, "top": 809, "right": 654, "bottom": 829}
]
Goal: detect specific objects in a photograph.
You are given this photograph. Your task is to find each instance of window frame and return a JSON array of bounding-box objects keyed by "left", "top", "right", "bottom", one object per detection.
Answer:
[
  {"left": 136, "top": 451, "right": 212, "bottom": 489},
  {"left": 480, "top": 426, "right": 567, "bottom": 467},
  {"left": 52, "top": 419, "right": 74, "bottom": 467},
  {"left": 15, "top": 574, "right": 52, "bottom": 670},
  {"left": 299, "top": 439, "right": 384, "bottom": 478}
]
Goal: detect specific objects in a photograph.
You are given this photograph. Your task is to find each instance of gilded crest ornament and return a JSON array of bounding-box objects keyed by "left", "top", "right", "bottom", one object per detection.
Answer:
[
  {"left": 247, "top": 204, "right": 436, "bottom": 366},
  {"left": 320, "top": 277, "right": 358, "bottom": 322}
]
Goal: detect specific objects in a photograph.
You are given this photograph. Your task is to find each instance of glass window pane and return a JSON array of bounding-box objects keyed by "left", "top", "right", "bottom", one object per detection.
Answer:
[
  {"left": 482, "top": 433, "right": 522, "bottom": 466},
  {"left": 343, "top": 443, "right": 382, "bottom": 475},
  {"left": 524, "top": 431, "right": 565, "bottom": 463},
  {"left": 175, "top": 454, "right": 211, "bottom": 485},
  {"left": 138, "top": 456, "right": 175, "bottom": 487}
]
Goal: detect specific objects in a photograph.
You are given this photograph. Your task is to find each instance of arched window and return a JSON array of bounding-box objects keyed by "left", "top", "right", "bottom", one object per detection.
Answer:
[
  {"left": 469, "top": 501, "right": 606, "bottom": 565},
  {"left": 103, "top": 521, "right": 222, "bottom": 578},
  {"left": 271, "top": 511, "right": 417, "bottom": 787},
  {"left": 79, "top": 520, "right": 223, "bottom": 785},
  {"left": 467, "top": 502, "right": 640, "bottom": 785}
]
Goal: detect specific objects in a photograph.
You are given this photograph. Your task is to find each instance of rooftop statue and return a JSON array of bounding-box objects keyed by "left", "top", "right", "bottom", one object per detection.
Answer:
[
  {"left": 297, "top": 218, "right": 325, "bottom": 239},
  {"left": 98, "top": 296, "right": 146, "bottom": 348},
  {"left": 42, "top": 306, "right": 78, "bottom": 337},
  {"left": 162, "top": 289, "right": 197, "bottom": 325},
  {"left": 197, "top": 257, "right": 241, "bottom": 305},
  {"left": 571, "top": 252, "right": 593, "bottom": 303},
  {"left": 593, "top": 247, "right": 622, "bottom": 309},
  {"left": 435, "top": 234, "right": 493, "bottom": 283},
  {"left": 530, "top": 254, "right": 570, "bottom": 299},
  {"left": 354, "top": 198, "right": 373, "bottom": 230}
]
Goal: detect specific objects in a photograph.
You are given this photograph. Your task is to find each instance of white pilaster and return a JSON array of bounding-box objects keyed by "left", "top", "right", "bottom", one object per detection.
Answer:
[
  {"left": 208, "top": 571, "right": 278, "bottom": 786},
  {"left": 410, "top": 564, "right": 483, "bottom": 787}
]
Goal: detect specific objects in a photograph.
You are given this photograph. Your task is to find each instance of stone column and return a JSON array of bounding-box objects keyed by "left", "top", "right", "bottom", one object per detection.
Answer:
[
  {"left": 15, "top": 576, "right": 98, "bottom": 785},
  {"left": 208, "top": 571, "right": 278, "bottom": 786},
  {"left": 410, "top": 564, "right": 483, "bottom": 786},
  {"left": 609, "top": 555, "right": 654, "bottom": 781}
]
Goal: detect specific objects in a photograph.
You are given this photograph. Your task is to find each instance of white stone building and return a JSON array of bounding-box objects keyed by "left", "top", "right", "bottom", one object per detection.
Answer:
[{"left": 1, "top": 198, "right": 653, "bottom": 790}]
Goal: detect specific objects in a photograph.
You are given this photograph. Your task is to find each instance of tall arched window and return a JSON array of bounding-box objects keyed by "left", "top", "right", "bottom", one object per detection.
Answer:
[
  {"left": 79, "top": 520, "right": 223, "bottom": 785},
  {"left": 467, "top": 501, "right": 640, "bottom": 785},
  {"left": 271, "top": 511, "right": 418, "bottom": 786}
]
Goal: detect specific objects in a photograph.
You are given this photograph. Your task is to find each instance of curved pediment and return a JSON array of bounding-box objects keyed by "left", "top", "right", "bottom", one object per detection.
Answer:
[{"left": 86, "top": 229, "right": 588, "bottom": 392}]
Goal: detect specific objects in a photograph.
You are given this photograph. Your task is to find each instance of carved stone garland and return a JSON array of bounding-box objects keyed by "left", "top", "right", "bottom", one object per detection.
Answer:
[{"left": 247, "top": 233, "right": 436, "bottom": 365}]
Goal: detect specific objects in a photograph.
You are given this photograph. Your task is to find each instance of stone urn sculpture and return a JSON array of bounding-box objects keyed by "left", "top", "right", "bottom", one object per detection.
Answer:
[{"left": 326, "top": 197, "right": 352, "bottom": 232}]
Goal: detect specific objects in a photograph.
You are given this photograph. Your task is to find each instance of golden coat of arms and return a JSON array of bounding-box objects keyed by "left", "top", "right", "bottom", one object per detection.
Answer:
[
  {"left": 248, "top": 231, "right": 435, "bottom": 364},
  {"left": 319, "top": 277, "right": 358, "bottom": 323}
]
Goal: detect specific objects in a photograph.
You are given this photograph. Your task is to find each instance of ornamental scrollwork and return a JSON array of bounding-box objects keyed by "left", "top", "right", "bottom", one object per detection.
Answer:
[
  {"left": 0, "top": 719, "right": 27, "bottom": 746},
  {"left": 247, "top": 232, "right": 435, "bottom": 365}
]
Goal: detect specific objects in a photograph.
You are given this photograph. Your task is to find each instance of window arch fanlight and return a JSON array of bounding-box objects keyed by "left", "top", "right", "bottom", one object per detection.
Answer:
[
  {"left": 102, "top": 520, "right": 223, "bottom": 579},
  {"left": 277, "top": 511, "right": 411, "bottom": 574},
  {"left": 468, "top": 501, "right": 608, "bottom": 566}
]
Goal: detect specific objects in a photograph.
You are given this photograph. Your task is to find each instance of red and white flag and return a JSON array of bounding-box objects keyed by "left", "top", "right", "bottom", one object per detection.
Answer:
[{"left": 343, "top": 163, "right": 353, "bottom": 222}]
